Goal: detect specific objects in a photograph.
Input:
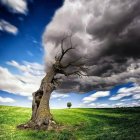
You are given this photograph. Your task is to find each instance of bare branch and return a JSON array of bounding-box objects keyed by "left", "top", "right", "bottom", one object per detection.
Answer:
[
  {"left": 53, "top": 33, "right": 89, "bottom": 78},
  {"left": 64, "top": 70, "right": 88, "bottom": 77},
  {"left": 59, "top": 46, "right": 75, "bottom": 62},
  {"left": 79, "top": 66, "right": 89, "bottom": 72},
  {"left": 61, "top": 56, "right": 89, "bottom": 72},
  {"left": 58, "top": 34, "right": 76, "bottom": 62},
  {"left": 61, "top": 57, "right": 83, "bottom": 68}
]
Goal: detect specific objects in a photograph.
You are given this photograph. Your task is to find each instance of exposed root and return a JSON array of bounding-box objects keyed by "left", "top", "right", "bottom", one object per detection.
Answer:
[{"left": 17, "top": 119, "right": 58, "bottom": 131}]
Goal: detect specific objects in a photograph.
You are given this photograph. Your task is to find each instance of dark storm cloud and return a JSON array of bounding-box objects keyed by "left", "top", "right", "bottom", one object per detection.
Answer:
[{"left": 43, "top": 0, "right": 140, "bottom": 93}]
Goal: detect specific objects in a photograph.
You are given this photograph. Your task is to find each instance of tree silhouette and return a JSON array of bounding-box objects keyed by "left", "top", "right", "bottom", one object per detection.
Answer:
[{"left": 67, "top": 102, "right": 72, "bottom": 109}]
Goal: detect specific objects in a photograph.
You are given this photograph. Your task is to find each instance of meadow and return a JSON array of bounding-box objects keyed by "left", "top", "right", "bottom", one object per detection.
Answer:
[{"left": 0, "top": 105, "right": 140, "bottom": 140}]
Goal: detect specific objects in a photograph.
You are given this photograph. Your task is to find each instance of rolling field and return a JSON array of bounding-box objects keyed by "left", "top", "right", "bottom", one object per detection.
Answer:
[{"left": 0, "top": 105, "right": 140, "bottom": 140}]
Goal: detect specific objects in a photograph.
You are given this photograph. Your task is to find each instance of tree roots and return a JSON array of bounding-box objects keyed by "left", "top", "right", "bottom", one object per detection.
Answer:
[{"left": 17, "top": 119, "right": 58, "bottom": 130}]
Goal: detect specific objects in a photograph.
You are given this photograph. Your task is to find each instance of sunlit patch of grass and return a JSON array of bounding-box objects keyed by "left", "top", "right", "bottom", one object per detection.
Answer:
[{"left": 0, "top": 106, "right": 140, "bottom": 140}]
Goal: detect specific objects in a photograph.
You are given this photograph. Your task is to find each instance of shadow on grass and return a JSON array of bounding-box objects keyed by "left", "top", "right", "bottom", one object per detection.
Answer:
[
  {"left": 74, "top": 109, "right": 140, "bottom": 140},
  {"left": 19, "top": 108, "right": 140, "bottom": 140}
]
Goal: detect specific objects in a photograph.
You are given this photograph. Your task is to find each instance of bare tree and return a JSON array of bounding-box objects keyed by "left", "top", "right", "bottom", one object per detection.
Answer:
[{"left": 17, "top": 35, "right": 88, "bottom": 130}]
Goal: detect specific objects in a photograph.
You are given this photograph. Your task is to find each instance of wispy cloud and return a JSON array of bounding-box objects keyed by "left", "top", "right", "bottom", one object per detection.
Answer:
[
  {"left": 120, "top": 98, "right": 132, "bottom": 102},
  {"left": 133, "top": 94, "right": 140, "bottom": 100},
  {"left": 114, "top": 101, "right": 140, "bottom": 107},
  {"left": 7, "top": 60, "right": 44, "bottom": 76},
  {"left": 0, "top": 20, "right": 18, "bottom": 35},
  {"left": 28, "top": 96, "right": 33, "bottom": 101},
  {"left": 88, "top": 103, "right": 110, "bottom": 108},
  {"left": 109, "top": 84, "right": 140, "bottom": 100},
  {"left": 0, "top": 0, "right": 28, "bottom": 14},
  {"left": 0, "top": 61, "right": 44, "bottom": 97},
  {"left": 82, "top": 91, "right": 110, "bottom": 103},
  {"left": 0, "top": 96, "right": 15, "bottom": 103},
  {"left": 81, "top": 100, "right": 140, "bottom": 108},
  {"left": 51, "top": 92, "right": 70, "bottom": 99},
  {"left": 27, "top": 51, "right": 34, "bottom": 57}
]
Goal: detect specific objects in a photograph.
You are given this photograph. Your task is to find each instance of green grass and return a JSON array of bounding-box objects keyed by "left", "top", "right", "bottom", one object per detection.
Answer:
[{"left": 0, "top": 106, "right": 140, "bottom": 140}]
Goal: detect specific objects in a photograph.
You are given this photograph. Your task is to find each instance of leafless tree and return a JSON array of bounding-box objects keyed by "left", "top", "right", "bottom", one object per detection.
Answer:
[{"left": 17, "top": 34, "right": 88, "bottom": 130}]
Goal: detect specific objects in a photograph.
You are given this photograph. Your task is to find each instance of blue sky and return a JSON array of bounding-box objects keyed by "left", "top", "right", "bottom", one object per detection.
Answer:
[{"left": 0, "top": 0, "right": 140, "bottom": 108}]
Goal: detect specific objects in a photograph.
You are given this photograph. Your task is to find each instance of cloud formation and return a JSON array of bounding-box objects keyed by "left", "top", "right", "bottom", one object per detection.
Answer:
[
  {"left": 0, "top": 0, "right": 30, "bottom": 35},
  {"left": 81, "top": 100, "right": 140, "bottom": 108},
  {"left": 43, "top": 0, "right": 140, "bottom": 93},
  {"left": 51, "top": 92, "right": 70, "bottom": 99},
  {"left": 0, "top": 20, "right": 18, "bottom": 35},
  {"left": 7, "top": 60, "right": 44, "bottom": 76},
  {"left": 88, "top": 103, "right": 110, "bottom": 108},
  {"left": 0, "top": 0, "right": 28, "bottom": 14},
  {"left": 109, "top": 84, "right": 140, "bottom": 100},
  {"left": 0, "top": 96, "right": 15, "bottom": 103},
  {"left": 83, "top": 91, "right": 110, "bottom": 103},
  {"left": 0, "top": 61, "right": 44, "bottom": 97}
]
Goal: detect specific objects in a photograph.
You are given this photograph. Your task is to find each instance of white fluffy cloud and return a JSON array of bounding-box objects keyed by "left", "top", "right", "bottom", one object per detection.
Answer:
[
  {"left": 88, "top": 103, "right": 110, "bottom": 108},
  {"left": 81, "top": 100, "right": 140, "bottom": 108},
  {"left": 51, "top": 92, "right": 70, "bottom": 99},
  {"left": 82, "top": 91, "right": 110, "bottom": 103},
  {"left": 114, "top": 101, "right": 140, "bottom": 107},
  {"left": 0, "top": 61, "right": 44, "bottom": 97},
  {"left": 0, "top": 0, "right": 28, "bottom": 14},
  {"left": 0, "top": 96, "right": 15, "bottom": 103},
  {"left": 120, "top": 98, "right": 132, "bottom": 102},
  {"left": 0, "top": 0, "right": 29, "bottom": 35},
  {"left": 0, "top": 20, "right": 18, "bottom": 35},
  {"left": 132, "top": 94, "right": 140, "bottom": 100},
  {"left": 7, "top": 60, "right": 44, "bottom": 76},
  {"left": 109, "top": 84, "right": 140, "bottom": 100}
]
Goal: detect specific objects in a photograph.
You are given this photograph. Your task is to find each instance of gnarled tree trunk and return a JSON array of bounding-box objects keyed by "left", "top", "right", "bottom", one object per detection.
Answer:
[
  {"left": 18, "top": 67, "right": 57, "bottom": 130},
  {"left": 32, "top": 84, "right": 54, "bottom": 130}
]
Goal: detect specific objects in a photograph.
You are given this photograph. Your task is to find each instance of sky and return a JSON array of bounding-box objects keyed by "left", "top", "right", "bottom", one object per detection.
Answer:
[{"left": 0, "top": 0, "right": 140, "bottom": 108}]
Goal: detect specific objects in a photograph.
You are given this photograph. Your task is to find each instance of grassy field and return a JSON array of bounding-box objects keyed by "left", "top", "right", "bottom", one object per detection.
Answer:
[{"left": 0, "top": 106, "right": 140, "bottom": 140}]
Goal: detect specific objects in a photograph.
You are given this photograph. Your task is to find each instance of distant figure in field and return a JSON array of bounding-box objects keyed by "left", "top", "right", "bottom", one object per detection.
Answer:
[{"left": 67, "top": 102, "right": 72, "bottom": 109}]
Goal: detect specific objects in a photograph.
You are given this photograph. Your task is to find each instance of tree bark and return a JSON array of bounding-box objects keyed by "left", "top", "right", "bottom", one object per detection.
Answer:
[
  {"left": 34, "top": 83, "right": 54, "bottom": 129},
  {"left": 17, "top": 67, "right": 57, "bottom": 130}
]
